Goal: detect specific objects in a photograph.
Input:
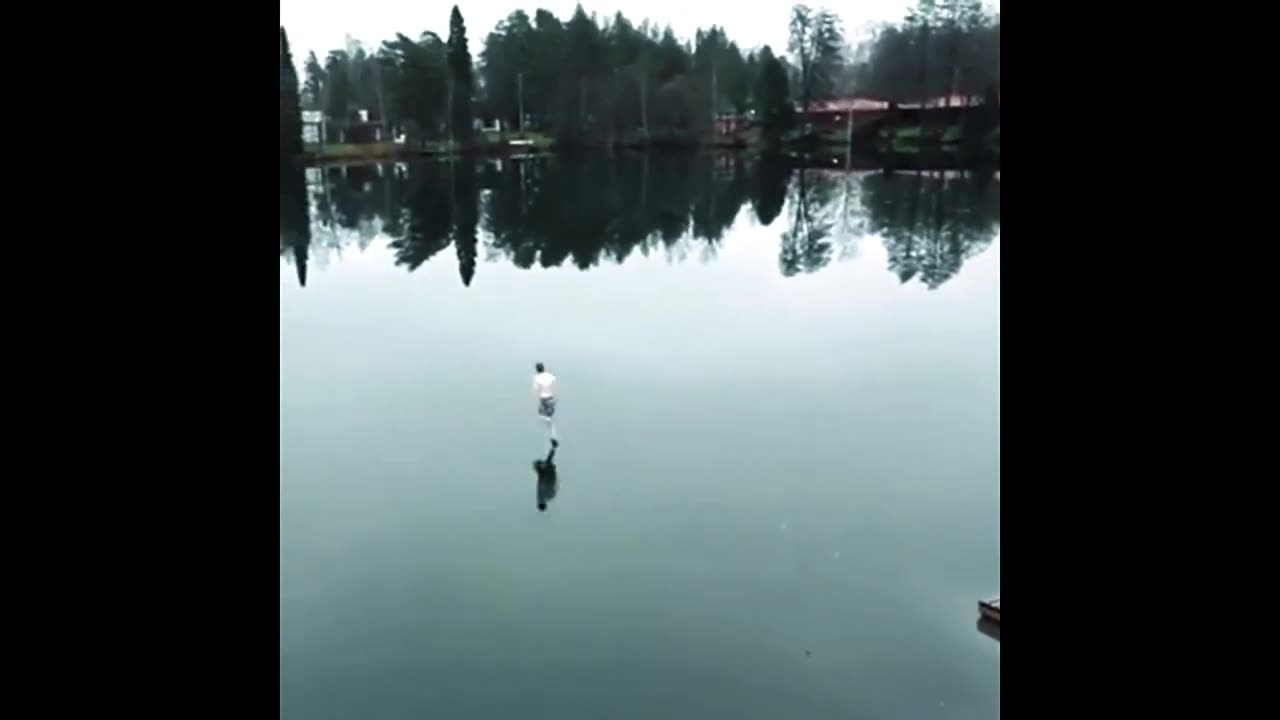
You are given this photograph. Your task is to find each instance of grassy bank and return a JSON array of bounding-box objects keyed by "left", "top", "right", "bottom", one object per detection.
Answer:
[
  {"left": 302, "top": 142, "right": 403, "bottom": 162},
  {"left": 880, "top": 125, "right": 964, "bottom": 153},
  {"left": 303, "top": 130, "right": 745, "bottom": 163},
  {"left": 304, "top": 132, "right": 557, "bottom": 163}
]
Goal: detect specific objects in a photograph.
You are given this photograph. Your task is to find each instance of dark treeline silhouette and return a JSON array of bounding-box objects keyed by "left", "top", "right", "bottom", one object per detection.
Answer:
[
  {"left": 290, "top": 3, "right": 861, "bottom": 148},
  {"left": 281, "top": 28, "right": 304, "bottom": 164},
  {"left": 479, "top": 6, "right": 774, "bottom": 145},
  {"left": 283, "top": 1, "right": 999, "bottom": 158},
  {"left": 286, "top": 152, "right": 998, "bottom": 290},
  {"left": 847, "top": 0, "right": 999, "bottom": 101}
]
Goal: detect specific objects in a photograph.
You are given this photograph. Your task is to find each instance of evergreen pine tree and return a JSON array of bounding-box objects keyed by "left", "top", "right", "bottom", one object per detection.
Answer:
[
  {"left": 280, "top": 27, "right": 304, "bottom": 161},
  {"left": 447, "top": 6, "right": 475, "bottom": 143}
]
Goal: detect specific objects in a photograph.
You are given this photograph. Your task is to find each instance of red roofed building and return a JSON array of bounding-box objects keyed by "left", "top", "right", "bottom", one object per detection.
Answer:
[
  {"left": 796, "top": 93, "right": 992, "bottom": 133},
  {"left": 713, "top": 113, "right": 749, "bottom": 137},
  {"left": 796, "top": 95, "right": 894, "bottom": 132},
  {"left": 805, "top": 97, "right": 892, "bottom": 113},
  {"left": 897, "top": 93, "right": 984, "bottom": 109}
]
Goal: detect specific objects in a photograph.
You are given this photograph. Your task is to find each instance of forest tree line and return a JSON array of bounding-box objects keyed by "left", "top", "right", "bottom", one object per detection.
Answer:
[
  {"left": 283, "top": 0, "right": 999, "bottom": 147},
  {"left": 848, "top": 0, "right": 1000, "bottom": 102}
]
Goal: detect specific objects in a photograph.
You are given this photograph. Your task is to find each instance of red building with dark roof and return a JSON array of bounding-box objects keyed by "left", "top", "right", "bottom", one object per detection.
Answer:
[{"left": 796, "top": 94, "right": 990, "bottom": 133}]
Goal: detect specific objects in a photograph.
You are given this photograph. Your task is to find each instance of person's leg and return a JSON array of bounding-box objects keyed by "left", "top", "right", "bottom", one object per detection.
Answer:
[{"left": 540, "top": 397, "right": 558, "bottom": 440}]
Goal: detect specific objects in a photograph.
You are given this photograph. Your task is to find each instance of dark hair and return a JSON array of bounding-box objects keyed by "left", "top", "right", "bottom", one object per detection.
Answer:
[{"left": 535, "top": 362, "right": 545, "bottom": 373}]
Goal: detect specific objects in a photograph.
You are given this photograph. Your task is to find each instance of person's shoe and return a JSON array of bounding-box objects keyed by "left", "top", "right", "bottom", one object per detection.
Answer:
[{"left": 551, "top": 439, "right": 559, "bottom": 448}]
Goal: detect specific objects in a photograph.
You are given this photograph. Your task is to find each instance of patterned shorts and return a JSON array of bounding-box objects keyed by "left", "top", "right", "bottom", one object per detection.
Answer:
[{"left": 538, "top": 396, "right": 557, "bottom": 418}]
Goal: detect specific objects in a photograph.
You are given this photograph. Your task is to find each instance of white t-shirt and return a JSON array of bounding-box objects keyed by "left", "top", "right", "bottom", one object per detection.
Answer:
[{"left": 533, "top": 371, "right": 557, "bottom": 399}]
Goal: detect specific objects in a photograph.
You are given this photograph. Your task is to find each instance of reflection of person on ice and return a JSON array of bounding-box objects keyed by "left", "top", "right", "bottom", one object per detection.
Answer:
[
  {"left": 534, "top": 438, "right": 559, "bottom": 512},
  {"left": 532, "top": 362, "right": 558, "bottom": 441}
]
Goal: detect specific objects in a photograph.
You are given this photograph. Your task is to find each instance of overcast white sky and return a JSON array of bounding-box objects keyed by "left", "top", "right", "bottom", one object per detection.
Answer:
[{"left": 281, "top": 1, "right": 999, "bottom": 67}]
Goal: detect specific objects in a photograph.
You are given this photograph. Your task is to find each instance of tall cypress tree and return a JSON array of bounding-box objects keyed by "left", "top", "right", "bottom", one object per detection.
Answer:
[
  {"left": 280, "top": 27, "right": 304, "bottom": 161},
  {"left": 754, "top": 46, "right": 793, "bottom": 147},
  {"left": 303, "top": 51, "right": 326, "bottom": 110},
  {"left": 280, "top": 28, "right": 309, "bottom": 285},
  {"left": 446, "top": 6, "right": 474, "bottom": 143}
]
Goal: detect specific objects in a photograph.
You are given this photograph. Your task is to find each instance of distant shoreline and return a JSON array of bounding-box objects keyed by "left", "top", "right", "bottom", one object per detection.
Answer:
[{"left": 300, "top": 127, "right": 999, "bottom": 166}]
